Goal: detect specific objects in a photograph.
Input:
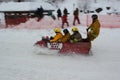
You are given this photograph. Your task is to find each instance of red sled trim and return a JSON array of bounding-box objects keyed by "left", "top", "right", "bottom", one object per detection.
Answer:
[{"left": 35, "top": 40, "right": 91, "bottom": 55}]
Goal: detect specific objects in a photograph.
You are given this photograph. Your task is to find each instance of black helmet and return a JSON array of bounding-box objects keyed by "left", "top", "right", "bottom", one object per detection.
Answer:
[
  {"left": 92, "top": 14, "right": 98, "bottom": 19},
  {"left": 63, "top": 29, "right": 69, "bottom": 34}
]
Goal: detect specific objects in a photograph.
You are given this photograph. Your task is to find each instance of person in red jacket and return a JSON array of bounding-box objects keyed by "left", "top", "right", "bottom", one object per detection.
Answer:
[{"left": 61, "top": 14, "right": 69, "bottom": 28}]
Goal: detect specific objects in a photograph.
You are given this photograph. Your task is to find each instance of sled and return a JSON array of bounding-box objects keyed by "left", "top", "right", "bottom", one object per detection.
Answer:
[{"left": 35, "top": 40, "right": 91, "bottom": 55}]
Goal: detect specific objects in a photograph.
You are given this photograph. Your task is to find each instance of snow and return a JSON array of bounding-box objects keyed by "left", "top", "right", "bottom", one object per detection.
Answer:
[
  {"left": 0, "top": 28, "right": 120, "bottom": 80},
  {"left": 0, "top": 2, "right": 55, "bottom": 11},
  {"left": 0, "top": 0, "right": 120, "bottom": 80},
  {"left": 14, "top": 16, "right": 59, "bottom": 29}
]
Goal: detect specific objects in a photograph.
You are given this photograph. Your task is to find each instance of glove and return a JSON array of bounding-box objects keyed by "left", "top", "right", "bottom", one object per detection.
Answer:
[
  {"left": 70, "top": 40, "right": 74, "bottom": 43},
  {"left": 58, "top": 39, "right": 62, "bottom": 42},
  {"left": 50, "top": 36, "right": 54, "bottom": 40},
  {"left": 74, "top": 39, "right": 78, "bottom": 42}
]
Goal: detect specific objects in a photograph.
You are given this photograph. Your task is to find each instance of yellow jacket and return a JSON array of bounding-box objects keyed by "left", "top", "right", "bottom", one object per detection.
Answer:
[
  {"left": 59, "top": 33, "right": 71, "bottom": 42},
  {"left": 87, "top": 19, "right": 100, "bottom": 41},
  {"left": 50, "top": 32, "right": 63, "bottom": 42},
  {"left": 89, "top": 19, "right": 100, "bottom": 36}
]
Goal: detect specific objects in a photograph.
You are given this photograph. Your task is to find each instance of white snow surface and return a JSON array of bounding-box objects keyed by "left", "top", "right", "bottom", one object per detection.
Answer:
[
  {"left": 0, "top": 0, "right": 120, "bottom": 80},
  {"left": 0, "top": 27, "right": 120, "bottom": 80},
  {"left": 0, "top": 2, "right": 55, "bottom": 11}
]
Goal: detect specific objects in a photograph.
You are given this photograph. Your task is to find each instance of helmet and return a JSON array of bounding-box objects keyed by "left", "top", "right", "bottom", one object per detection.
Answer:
[
  {"left": 72, "top": 26, "right": 78, "bottom": 32},
  {"left": 92, "top": 14, "right": 98, "bottom": 19},
  {"left": 54, "top": 28, "right": 61, "bottom": 33},
  {"left": 63, "top": 29, "right": 69, "bottom": 34}
]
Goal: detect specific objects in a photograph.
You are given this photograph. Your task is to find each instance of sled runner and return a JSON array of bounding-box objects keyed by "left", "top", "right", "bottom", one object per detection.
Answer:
[{"left": 35, "top": 40, "right": 91, "bottom": 55}]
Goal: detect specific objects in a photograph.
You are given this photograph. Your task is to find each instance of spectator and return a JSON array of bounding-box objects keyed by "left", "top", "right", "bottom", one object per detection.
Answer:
[
  {"left": 63, "top": 8, "right": 68, "bottom": 15},
  {"left": 35, "top": 6, "right": 44, "bottom": 21},
  {"left": 57, "top": 8, "right": 62, "bottom": 20},
  {"left": 61, "top": 14, "right": 69, "bottom": 28},
  {"left": 73, "top": 8, "right": 80, "bottom": 25}
]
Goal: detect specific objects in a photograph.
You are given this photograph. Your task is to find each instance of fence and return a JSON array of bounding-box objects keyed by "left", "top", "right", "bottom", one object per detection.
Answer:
[{"left": 79, "top": 14, "right": 120, "bottom": 28}]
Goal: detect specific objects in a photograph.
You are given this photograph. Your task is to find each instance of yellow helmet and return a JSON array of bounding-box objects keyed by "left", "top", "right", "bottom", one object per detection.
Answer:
[
  {"left": 54, "top": 28, "right": 61, "bottom": 33},
  {"left": 72, "top": 26, "right": 78, "bottom": 32}
]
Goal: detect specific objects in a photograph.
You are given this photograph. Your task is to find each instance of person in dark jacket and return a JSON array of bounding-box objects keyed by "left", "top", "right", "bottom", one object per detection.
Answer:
[
  {"left": 57, "top": 8, "right": 62, "bottom": 20},
  {"left": 35, "top": 6, "right": 44, "bottom": 21},
  {"left": 73, "top": 8, "right": 80, "bottom": 25},
  {"left": 63, "top": 8, "right": 68, "bottom": 15},
  {"left": 70, "top": 26, "right": 82, "bottom": 43}
]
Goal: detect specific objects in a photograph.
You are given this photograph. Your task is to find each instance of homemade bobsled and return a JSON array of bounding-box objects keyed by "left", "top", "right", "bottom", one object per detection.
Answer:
[{"left": 35, "top": 40, "right": 91, "bottom": 55}]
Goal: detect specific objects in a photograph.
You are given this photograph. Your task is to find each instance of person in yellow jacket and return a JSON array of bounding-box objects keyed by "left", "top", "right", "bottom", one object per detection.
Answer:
[
  {"left": 50, "top": 28, "right": 63, "bottom": 42},
  {"left": 86, "top": 14, "right": 100, "bottom": 41},
  {"left": 58, "top": 29, "right": 71, "bottom": 43}
]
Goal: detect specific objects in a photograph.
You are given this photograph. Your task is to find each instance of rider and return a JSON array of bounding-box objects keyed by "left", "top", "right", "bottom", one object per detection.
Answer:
[
  {"left": 85, "top": 14, "right": 101, "bottom": 41},
  {"left": 58, "top": 29, "right": 71, "bottom": 43},
  {"left": 50, "top": 27, "right": 63, "bottom": 42},
  {"left": 70, "top": 26, "right": 82, "bottom": 43}
]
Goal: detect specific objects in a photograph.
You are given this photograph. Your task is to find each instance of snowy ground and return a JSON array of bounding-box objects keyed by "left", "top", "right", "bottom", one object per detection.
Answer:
[{"left": 0, "top": 27, "right": 120, "bottom": 80}]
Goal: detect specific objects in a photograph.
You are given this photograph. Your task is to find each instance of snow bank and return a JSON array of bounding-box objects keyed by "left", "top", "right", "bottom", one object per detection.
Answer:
[{"left": 14, "top": 16, "right": 60, "bottom": 29}]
